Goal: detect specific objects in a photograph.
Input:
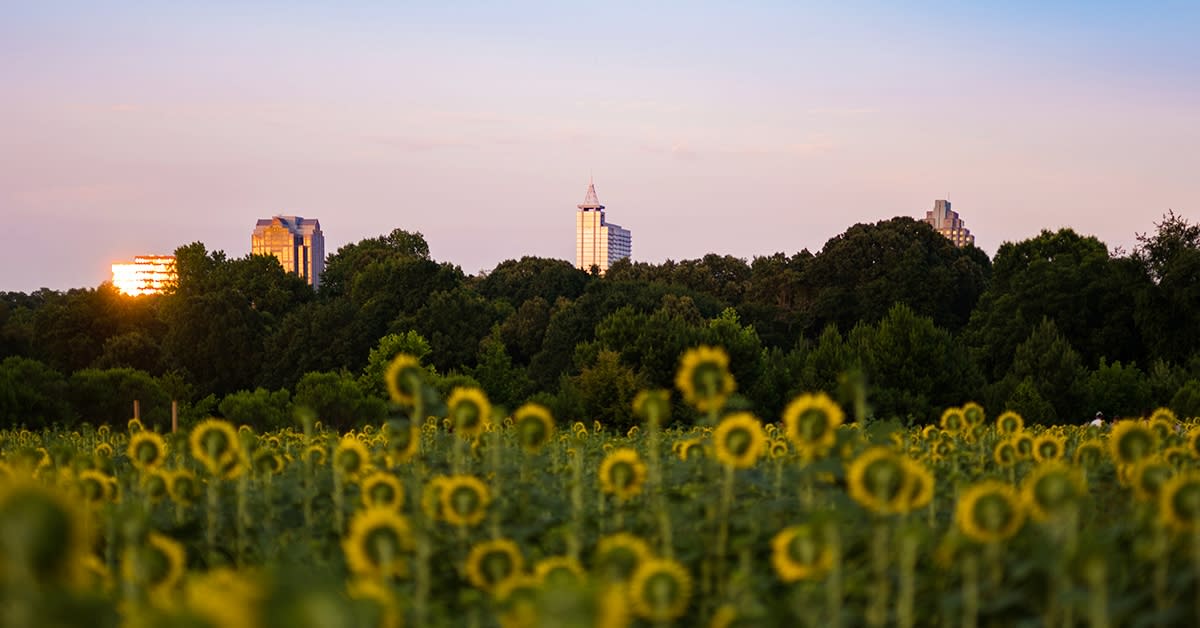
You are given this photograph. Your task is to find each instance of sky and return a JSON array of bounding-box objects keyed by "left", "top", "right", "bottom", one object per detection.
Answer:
[{"left": 1, "top": 1, "right": 1198, "bottom": 292}]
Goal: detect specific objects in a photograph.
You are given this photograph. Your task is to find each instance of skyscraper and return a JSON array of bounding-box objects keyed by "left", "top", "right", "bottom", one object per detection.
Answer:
[
  {"left": 251, "top": 215, "right": 325, "bottom": 287},
  {"left": 924, "top": 200, "right": 975, "bottom": 247},
  {"left": 575, "top": 179, "right": 631, "bottom": 274},
  {"left": 111, "top": 255, "right": 177, "bottom": 296}
]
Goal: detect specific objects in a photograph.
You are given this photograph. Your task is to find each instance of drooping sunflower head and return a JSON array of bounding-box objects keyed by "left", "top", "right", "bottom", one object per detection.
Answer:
[
  {"left": 447, "top": 387, "right": 491, "bottom": 438},
  {"left": 252, "top": 449, "right": 285, "bottom": 476},
  {"left": 189, "top": 418, "right": 241, "bottom": 476},
  {"left": 996, "top": 411, "right": 1024, "bottom": 436},
  {"left": 1110, "top": 420, "right": 1159, "bottom": 466},
  {"left": 384, "top": 353, "right": 425, "bottom": 406},
  {"left": 1130, "top": 457, "right": 1175, "bottom": 503},
  {"left": 361, "top": 472, "right": 405, "bottom": 511},
  {"left": 334, "top": 437, "right": 372, "bottom": 479},
  {"left": 675, "top": 345, "right": 736, "bottom": 413},
  {"left": 939, "top": 407, "right": 966, "bottom": 434},
  {"left": 677, "top": 438, "right": 706, "bottom": 462},
  {"left": 383, "top": 421, "right": 420, "bottom": 464},
  {"left": 1032, "top": 433, "right": 1066, "bottom": 462},
  {"left": 304, "top": 444, "right": 328, "bottom": 467},
  {"left": 343, "top": 508, "right": 414, "bottom": 579},
  {"left": 121, "top": 532, "right": 186, "bottom": 596},
  {"left": 713, "top": 412, "right": 766, "bottom": 470},
  {"left": 955, "top": 480, "right": 1027, "bottom": 543},
  {"left": 598, "top": 448, "right": 647, "bottom": 501},
  {"left": 127, "top": 418, "right": 144, "bottom": 434},
  {"left": 439, "top": 475, "right": 491, "bottom": 527},
  {"left": 94, "top": 442, "right": 114, "bottom": 459},
  {"left": 632, "top": 389, "right": 671, "bottom": 425},
  {"left": 846, "top": 447, "right": 913, "bottom": 515},
  {"left": 993, "top": 440, "right": 1019, "bottom": 468},
  {"left": 464, "top": 538, "right": 524, "bottom": 594},
  {"left": 534, "top": 555, "right": 587, "bottom": 588},
  {"left": 770, "top": 524, "right": 833, "bottom": 582},
  {"left": 961, "top": 402, "right": 986, "bottom": 427},
  {"left": 1023, "top": 462, "right": 1087, "bottom": 522},
  {"left": 593, "top": 532, "right": 651, "bottom": 583},
  {"left": 1159, "top": 472, "right": 1200, "bottom": 534},
  {"left": 628, "top": 557, "right": 693, "bottom": 622},
  {"left": 0, "top": 482, "right": 91, "bottom": 588},
  {"left": 782, "top": 392, "right": 844, "bottom": 457},
  {"left": 1073, "top": 440, "right": 1106, "bottom": 467},
  {"left": 513, "top": 403, "right": 555, "bottom": 453},
  {"left": 168, "top": 470, "right": 200, "bottom": 505}
]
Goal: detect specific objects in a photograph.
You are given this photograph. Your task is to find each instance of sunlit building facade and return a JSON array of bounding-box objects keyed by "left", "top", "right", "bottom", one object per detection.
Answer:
[
  {"left": 575, "top": 179, "right": 631, "bottom": 274},
  {"left": 924, "top": 199, "right": 975, "bottom": 247},
  {"left": 111, "top": 255, "right": 177, "bottom": 296},
  {"left": 251, "top": 215, "right": 325, "bottom": 287}
]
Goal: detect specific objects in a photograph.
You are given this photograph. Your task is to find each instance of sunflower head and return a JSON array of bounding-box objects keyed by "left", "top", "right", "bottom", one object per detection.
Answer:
[
  {"left": 628, "top": 557, "right": 693, "bottom": 622},
  {"left": 1110, "top": 420, "right": 1159, "bottom": 466},
  {"left": 1023, "top": 462, "right": 1087, "bottom": 521},
  {"left": 438, "top": 475, "right": 491, "bottom": 526},
  {"left": 142, "top": 469, "right": 170, "bottom": 502},
  {"left": 846, "top": 447, "right": 913, "bottom": 515},
  {"left": 783, "top": 392, "right": 844, "bottom": 458},
  {"left": 903, "top": 457, "right": 936, "bottom": 510},
  {"left": 361, "top": 472, "right": 405, "bottom": 510},
  {"left": 127, "top": 431, "right": 168, "bottom": 472},
  {"left": 513, "top": 403, "right": 555, "bottom": 453},
  {"left": 447, "top": 387, "right": 491, "bottom": 438},
  {"left": 713, "top": 412, "right": 766, "bottom": 469},
  {"left": 384, "top": 353, "right": 425, "bottom": 405},
  {"left": 1073, "top": 440, "right": 1105, "bottom": 467},
  {"left": 996, "top": 411, "right": 1024, "bottom": 436},
  {"left": 168, "top": 470, "right": 200, "bottom": 505},
  {"left": 939, "top": 407, "right": 966, "bottom": 434},
  {"left": 334, "top": 437, "right": 372, "bottom": 479},
  {"left": 0, "top": 482, "right": 91, "bottom": 588},
  {"left": 598, "top": 448, "right": 647, "bottom": 501},
  {"left": 77, "top": 469, "right": 115, "bottom": 505},
  {"left": 675, "top": 346, "right": 736, "bottom": 413},
  {"left": 770, "top": 524, "right": 833, "bottom": 582},
  {"left": 1160, "top": 472, "right": 1200, "bottom": 533},
  {"left": 304, "top": 444, "right": 328, "bottom": 467},
  {"left": 956, "top": 480, "right": 1027, "bottom": 543},
  {"left": 593, "top": 532, "right": 651, "bottom": 582},
  {"left": 676, "top": 438, "right": 706, "bottom": 462},
  {"left": 121, "top": 532, "right": 186, "bottom": 596},
  {"left": 464, "top": 538, "right": 524, "bottom": 594},
  {"left": 1014, "top": 433, "right": 1035, "bottom": 459},
  {"left": 534, "top": 555, "right": 587, "bottom": 588},
  {"left": 94, "top": 442, "right": 114, "bottom": 459},
  {"left": 252, "top": 449, "right": 285, "bottom": 476},
  {"left": 961, "top": 402, "right": 986, "bottom": 427},
  {"left": 1130, "top": 457, "right": 1175, "bottom": 503},
  {"left": 993, "top": 440, "right": 1019, "bottom": 468},
  {"left": 1150, "top": 407, "right": 1178, "bottom": 438},
  {"left": 127, "top": 418, "right": 144, "bottom": 434},
  {"left": 1032, "top": 434, "right": 1066, "bottom": 462},
  {"left": 189, "top": 418, "right": 242, "bottom": 477},
  {"left": 343, "top": 508, "right": 414, "bottom": 579}
]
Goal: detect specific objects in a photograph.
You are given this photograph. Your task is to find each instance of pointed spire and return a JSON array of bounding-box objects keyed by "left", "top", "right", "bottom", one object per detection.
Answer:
[{"left": 577, "top": 177, "right": 604, "bottom": 210}]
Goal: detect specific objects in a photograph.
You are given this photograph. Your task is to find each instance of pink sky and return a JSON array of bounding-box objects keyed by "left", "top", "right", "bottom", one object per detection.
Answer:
[{"left": 1, "top": 2, "right": 1197, "bottom": 291}]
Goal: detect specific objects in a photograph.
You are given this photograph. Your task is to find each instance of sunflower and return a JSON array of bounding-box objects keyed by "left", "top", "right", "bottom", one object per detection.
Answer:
[
  {"left": 628, "top": 557, "right": 693, "bottom": 622},
  {"left": 77, "top": 469, "right": 115, "bottom": 505},
  {"left": 939, "top": 407, "right": 966, "bottom": 434},
  {"left": 961, "top": 402, "right": 986, "bottom": 426},
  {"left": 361, "top": 472, "right": 405, "bottom": 510},
  {"left": 304, "top": 444, "right": 328, "bottom": 467},
  {"left": 347, "top": 577, "right": 402, "bottom": 628},
  {"left": 1032, "top": 433, "right": 1066, "bottom": 462},
  {"left": 121, "top": 532, "right": 185, "bottom": 596},
  {"left": 343, "top": 508, "right": 414, "bottom": 579},
  {"left": 189, "top": 418, "right": 242, "bottom": 477},
  {"left": 993, "top": 440, "right": 1019, "bottom": 467},
  {"left": 494, "top": 574, "right": 540, "bottom": 628},
  {"left": 168, "top": 470, "right": 200, "bottom": 505},
  {"left": 1159, "top": 472, "right": 1200, "bottom": 533},
  {"left": 142, "top": 469, "right": 170, "bottom": 502},
  {"left": 127, "top": 431, "right": 168, "bottom": 472},
  {"left": 439, "top": 475, "right": 491, "bottom": 526},
  {"left": 464, "top": 538, "right": 524, "bottom": 593},
  {"left": 712, "top": 412, "right": 766, "bottom": 469},
  {"left": 183, "top": 568, "right": 261, "bottom": 628},
  {"left": 632, "top": 389, "right": 671, "bottom": 424},
  {"left": 768, "top": 439, "right": 790, "bottom": 460},
  {"left": 0, "top": 481, "right": 92, "bottom": 587},
  {"left": 1110, "top": 420, "right": 1159, "bottom": 467},
  {"left": 903, "top": 457, "right": 936, "bottom": 510},
  {"left": 1013, "top": 433, "right": 1035, "bottom": 460},
  {"left": 782, "top": 392, "right": 844, "bottom": 458},
  {"left": 1150, "top": 407, "right": 1178, "bottom": 434},
  {"left": 770, "top": 524, "right": 833, "bottom": 582},
  {"left": 534, "top": 555, "right": 587, "bottom": 587},
  {"left": 252, "top": 449, "right": 285, "bottom": 475},
  {"left": 599, "top": 448, "right": 648, "bottom": 501},
  {"left": 675, "top": 345, "right": 737, "bottom": 413},
  {"left": 594, "top": 532, "right": 652, "bottom": 582},
  {"left": 1073, "top": 440, "right": 1105, "bottom": 467},
  {"left": 1023, "top": 462, "right": 1087, "bottom": 522},
  {"left": 955, "top": 480, "right": 1026, "bottom": 543},
  {"left": 1186, "top": 428, "right": 1200, "bottom": 459},
  {"left": 94, "top": 442, "right": 114, "bottom": 459},
  {"left": 931, "top": 438, "right": 953, "bottom": 461},
  {"left": 127, "top": 417, "right": 144, "bottom": 434},
  {"left": 384, "top": 353, "right": 425, "bottom": 405},
  {"left": 513, "top": 403, "right": 555, "bottom": 452},
  {"left": 1129, "top": 457, "right": 1175, "bottom": 503},
  {"left": 995, "top": 411, "right": 1024, "bottom": 436},
  {"left": 1164, "top": 446, "right": 1191, "bottom": 466},
  {"left": 846, "top": 447, "right": 913, "bottom": 515},
  {"left": 677, "top": 438, "right": 706, "bottom": 462},
  {"left": 447, "top": 387, "right": 491, "bottom": 438},
  {"left": 334, "top": 437, "right": 373, "bottom": 479}
]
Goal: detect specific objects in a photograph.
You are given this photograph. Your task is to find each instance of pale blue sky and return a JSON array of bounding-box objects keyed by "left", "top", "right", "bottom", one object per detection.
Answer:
[{"left": 2, "top": 1, "right": 1197, "bottom": 291}]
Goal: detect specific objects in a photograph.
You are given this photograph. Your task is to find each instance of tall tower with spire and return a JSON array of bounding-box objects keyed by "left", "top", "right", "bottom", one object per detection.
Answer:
[{"left": 575, "top": 178, "right": 631, "bottom": 274}]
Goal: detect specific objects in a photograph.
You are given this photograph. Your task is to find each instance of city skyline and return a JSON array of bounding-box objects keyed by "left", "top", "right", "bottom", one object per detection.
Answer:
[{"left": 2, "top": 2, "right": 1197, "bottom": 292}]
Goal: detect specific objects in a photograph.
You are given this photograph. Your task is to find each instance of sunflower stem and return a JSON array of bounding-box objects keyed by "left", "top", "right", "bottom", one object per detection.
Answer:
[
  {"left": 568, "top": 442, "right": 583, "bottom": 561},
  {"left": 897, "top": 527, "right": 917, "bottom": 628},
  {"left": 411, "top": 472, "right": 431, "bottom": 628},
  {"left": 715, "top": 463, "right": 735, "bottom": 599},
  {"left": 333, "top": 469, "right": 346, "bottom": 537},
  {"left": 236, "top": 472, "right": 248, "bottom": 566},
  {"left": 824, "top": 520, "right": 843, "bottom": 628},
  {"left": 962, "top": 552, "right": 979, "bottom": 628},
  {"left": 1084, "top": 556, "right": 1108, "bottom": 628},
  {"left": 866, "top": 520, "right": 890, "bottom": 628},
  {"left": 205, "top": 475, "right": 219, "bottom": 565}
]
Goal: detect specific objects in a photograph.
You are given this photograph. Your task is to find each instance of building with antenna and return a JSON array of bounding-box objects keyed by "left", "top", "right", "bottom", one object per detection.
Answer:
[
  {"left": 575, "top": 179, "right": 631, "bottom": 274},
  {"left": 923, "top": 199, "right": 975, "bottom": 247}
]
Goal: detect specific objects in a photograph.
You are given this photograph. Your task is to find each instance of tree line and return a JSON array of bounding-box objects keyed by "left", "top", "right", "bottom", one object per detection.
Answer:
[{"left": 2, "top": 213, "right": 1198, "bottom": 431}]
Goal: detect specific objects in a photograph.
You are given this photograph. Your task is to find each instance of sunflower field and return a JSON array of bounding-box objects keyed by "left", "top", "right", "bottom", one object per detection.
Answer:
[{"left": 2, "top": 346, "right": 1200, "bottom": 627}]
